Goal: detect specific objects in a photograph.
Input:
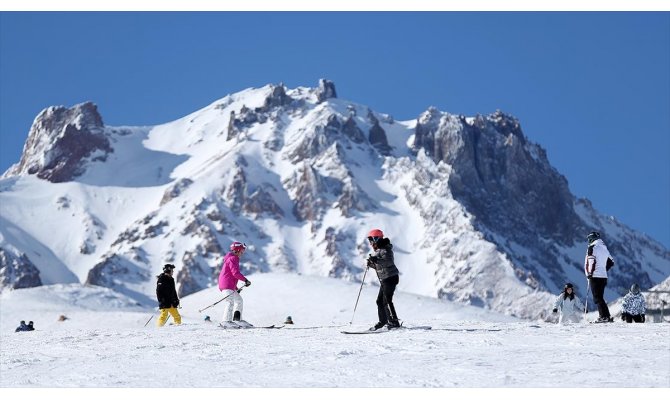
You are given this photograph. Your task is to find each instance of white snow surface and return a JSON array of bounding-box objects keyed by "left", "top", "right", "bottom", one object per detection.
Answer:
[{"left": 1, "top": 273, "right": 669, "bottom": 389}]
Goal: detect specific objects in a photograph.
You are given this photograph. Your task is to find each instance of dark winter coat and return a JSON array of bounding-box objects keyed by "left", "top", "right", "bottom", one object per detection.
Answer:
[
  {"left": 156, "top": 273, "right": 180, "bottom": 309},
  {"left": 15, "top": 322, "right": 27, "bottom": 332},
  {"left": 369, "top": 238, "right": 400, "bottom": 281}
]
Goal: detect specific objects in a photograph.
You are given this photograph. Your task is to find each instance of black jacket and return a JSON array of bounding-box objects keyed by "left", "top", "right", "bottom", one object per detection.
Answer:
[
  {"left": 156, "top": 273, "right": 180, "bottom": 309},
  {"left": 369, "top": 238, "right": 400, "bottom": 280}
]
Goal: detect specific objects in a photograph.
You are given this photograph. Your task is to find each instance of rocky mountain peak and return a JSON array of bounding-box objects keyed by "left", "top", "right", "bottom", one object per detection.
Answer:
[
  {"left": 316, "top": 79, "right": 337, "bottom": 103},
  {"left": 415, "top": 110, "right": 580, "bottom": 245},
  {"left": 3, "top": 102, "right": 111, "bottom": 182}
]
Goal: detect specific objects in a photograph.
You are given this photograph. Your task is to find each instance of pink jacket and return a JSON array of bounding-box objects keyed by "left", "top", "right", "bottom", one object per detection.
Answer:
[{"left": 218, "top": 252, "right": 247, "bottom": 291}]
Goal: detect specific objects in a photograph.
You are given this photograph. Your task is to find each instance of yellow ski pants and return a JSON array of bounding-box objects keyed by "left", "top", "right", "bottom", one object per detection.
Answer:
[{"left": 157, "top": 307, "right": 182, "bottom": 326}]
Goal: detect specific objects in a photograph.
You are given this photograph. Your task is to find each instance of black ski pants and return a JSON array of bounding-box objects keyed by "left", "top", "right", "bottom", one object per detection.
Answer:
[
  {"left": 623, "top": 313, "right": 645, "bottom": 323},
  {"left": 376, "top": 274, "right": 399, "bottom": 324},
  {"left": 590, "top": 277, "right": 610, "bottom": 319}
]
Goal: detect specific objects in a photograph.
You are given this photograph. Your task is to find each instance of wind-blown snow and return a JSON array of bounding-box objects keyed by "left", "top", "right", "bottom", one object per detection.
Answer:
[{"left": 1, "top": 273, "right": 668, "bottom": 388}]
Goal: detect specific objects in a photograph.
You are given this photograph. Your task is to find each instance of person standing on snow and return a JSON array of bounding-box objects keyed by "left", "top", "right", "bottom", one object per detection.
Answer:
[
  {"left": 366, "top": 229, "right": 401, "bottom": 331},
  {"left": 584, "top": 231, "right": 615, "bottom": 323},
  {"left": 156, "top": 264, "right": 182, "bottom": 327},
  {"left": 218, "top": 241, "right": 252, "bottom": 328},
  {"left": 552, "top": 283, "right": 584, "bottom": 324},
  {"left": 621, "top": 283, "right": 646, "bottom": 323}
]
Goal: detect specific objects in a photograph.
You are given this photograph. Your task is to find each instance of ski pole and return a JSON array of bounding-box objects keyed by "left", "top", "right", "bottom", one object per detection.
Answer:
[
  {"left": 198, "top": 287, "right": 243, "bottom": 313},
  {"left": 143, "top": 314, "right": 154, "bottom": 327},
  {"left": 584, "top": 277, "right": 591, "bottom": 319},
  {"left": 349, "top": 265, "right": 369, "bottom": 324}
]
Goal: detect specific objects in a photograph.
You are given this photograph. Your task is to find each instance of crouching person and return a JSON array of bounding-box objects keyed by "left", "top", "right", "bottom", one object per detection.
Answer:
[
  {"left": 621, "top": 284, "right": 646, "bottom": 323},
  {"left": 553, "top": 283, "right": 584, "bottom": 324},
  {"left": 156, "top": 264, "right": 182, "bottom": 327}
]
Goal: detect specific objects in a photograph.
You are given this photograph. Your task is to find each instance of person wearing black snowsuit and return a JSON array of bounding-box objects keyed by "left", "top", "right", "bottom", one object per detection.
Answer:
[
  {"left": 156, "top": 264, "right": 182, "bottom": 326},
  {"left": 15, "top": 321, "right": 27, "bottom": 332},
  {"left": 366, "top": 228, "right": 401, "bottom": 331},
  {"left": 26, "top": 321, "right": 35, "bottom": 331}
]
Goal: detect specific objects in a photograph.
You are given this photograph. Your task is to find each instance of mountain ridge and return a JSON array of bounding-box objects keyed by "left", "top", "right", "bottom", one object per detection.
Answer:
[{"left": 1, "top": 79, "right": 668, "bottom": 320}]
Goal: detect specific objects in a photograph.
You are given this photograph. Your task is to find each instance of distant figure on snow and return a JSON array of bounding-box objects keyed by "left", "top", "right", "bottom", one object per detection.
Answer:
[
  {"left": 26, "top": 321, "right": 35, "bottom": 331},
  {"left": 552, "top": 283, "right": 584, "bottom": 324},
  {"left": 15, "top": 320, "right": 27, "bottom": 332},
  {"left": 284, "top": 316, "right": 294, "bottom": 325},
  {"left": 584, "top": 231, "right": 615, "bottom": 323},
  {"left": 366, "top": 229, "right": 401, "bottom": 331},
  {"left": 218, "top": 241, "right": 252, "bottom": 329},
  {"left": 621, "top": 283, "right": 646, "bottom": 323},
  {"left": 156, "top": 264, "right": 182, "bottom": 327},
  {"left": 58, "top": 315, "right": 68, "bottom": 322}
]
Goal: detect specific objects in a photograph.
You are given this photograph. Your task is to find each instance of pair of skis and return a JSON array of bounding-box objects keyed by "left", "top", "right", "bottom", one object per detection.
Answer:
[
  {"left": 341, "top": 325, "right": 432, "bottom": 334},
  {"left": 218, "top": 323, "right": 283, "bottom": 330}
]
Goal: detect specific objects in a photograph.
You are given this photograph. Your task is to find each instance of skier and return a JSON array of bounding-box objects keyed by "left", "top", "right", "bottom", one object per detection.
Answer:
[
  {"left": 14, "top": 321, "right": 27, "bottom": 332},
  {"left": 621, "top": 283, "right": 646, "bottom": 323},
  {"left": 156, "top": 264, "right": 182, "bottom": 327},
  {"left": 218, "top": 241, "right": 252, "bottom": 328},
  {"left": 26, "top": 321, "right": 35, "bottom": 331},
  {"left": 552, "top": 283, "right": 584, "bottom": 324},
  {"left": 366, "top": 229, "right": 401, "bottom": 331},
  {"left": 584, "top": 231, "right": 615, "bottom": 323}
]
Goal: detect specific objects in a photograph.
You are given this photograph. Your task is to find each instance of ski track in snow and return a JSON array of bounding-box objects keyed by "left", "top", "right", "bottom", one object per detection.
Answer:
[{"left": 2, "top": 322, "right": 669, "bottom": 388}]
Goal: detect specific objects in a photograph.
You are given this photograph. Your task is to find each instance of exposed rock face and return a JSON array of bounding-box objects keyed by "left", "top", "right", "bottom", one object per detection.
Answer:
[
  {"left": 342, "top": 116, "right": 366, "bottom": 144},
  {"left": 324, "top": 227, "right": 359, "bottom": 279},
  {"left": 85, "top": 254, "right": 130, "bottom": 287},
  {"left": 367, "top": 110, "right": 391, "bottom": 155},
  {"left": 0, "top": 248, "right": 42, "bottom": 290},
  {"left": 316, "top": 79, "right": 337, "bottom": 103},
  {"left": 3, "top": 102, "right": 111, "bottom": 182},
  {"left": 227, "top": 84, "right": 294, "bottom": 141},
  {"left": 160, "top": 178, "right": 194, "bottom": 206},
  {"left": 288, "top": 163, "right": 329, "bottom": 222},
  {"left": 412, "top": 109, "right": 581, "bottom": 246}
]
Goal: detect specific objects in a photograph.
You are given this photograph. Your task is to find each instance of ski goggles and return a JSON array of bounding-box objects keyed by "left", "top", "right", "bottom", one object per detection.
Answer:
[{"left": 367, "top": 236, "right": 381, "bottom": 243}]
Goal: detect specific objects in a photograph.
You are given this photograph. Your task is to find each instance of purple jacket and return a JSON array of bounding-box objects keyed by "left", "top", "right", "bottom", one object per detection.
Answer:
[{"left": 218, "top": 252, "right": 247, "bottom": 291}]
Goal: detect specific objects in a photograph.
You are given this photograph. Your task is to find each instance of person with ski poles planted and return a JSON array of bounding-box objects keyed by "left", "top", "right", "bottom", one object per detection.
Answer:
[
  {"left": 156, "top": 264, "right": 182, "bottom": 327},
  {"left": 584, "top": 231, "right": 615, "bottom": 323},
  {"left": 218, "top": 241, "right": 252, "bottom": 328},
  {"left": 552, "top": 283, "right": 584, "bottom": 324},
  {"left": 366, "top": 229, "right": 401, "bottom": 331}
]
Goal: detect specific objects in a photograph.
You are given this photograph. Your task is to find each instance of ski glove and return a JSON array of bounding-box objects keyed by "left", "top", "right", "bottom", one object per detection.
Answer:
[
  {"left": 587, "top": 274, "right": 593, "bottom": 280},
  {"left": 552, "top": 309, "right": 558, "bottom": 313},
  {"left": 244, "top": 279, "right": 251, "bottom": 287}
]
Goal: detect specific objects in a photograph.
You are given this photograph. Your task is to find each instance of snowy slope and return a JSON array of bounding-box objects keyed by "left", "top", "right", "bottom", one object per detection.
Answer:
[{"left": 1, "top": 273, "right": 669, "bottom": 388}]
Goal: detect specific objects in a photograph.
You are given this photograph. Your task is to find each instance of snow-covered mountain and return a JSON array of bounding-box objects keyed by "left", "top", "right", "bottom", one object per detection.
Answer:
[{"left": 1, "top": 79, "right": 668, "bottom": 319}]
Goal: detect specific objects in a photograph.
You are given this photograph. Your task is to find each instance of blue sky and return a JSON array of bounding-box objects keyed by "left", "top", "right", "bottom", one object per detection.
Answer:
[{"left": 1, "top": 12, "right": 668, "bottom": 248}]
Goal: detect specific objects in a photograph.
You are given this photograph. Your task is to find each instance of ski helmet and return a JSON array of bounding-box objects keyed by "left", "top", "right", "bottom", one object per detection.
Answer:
[
  {"left": 630, "top": 283, "right": 640, "bottom": 294},
  {"left": 367, "top": 229, "right": 384, "bottom": 239},
  {"left": 564, "top": 283, "right": 574, "bottom": 290},
  {"left": 587, "top": 231, "right": 601, "bottom": 244},
  {"left": 230, "top": 241, "right": 246, "bottom": 252},
  {"left": 163, "top": 264, "right": 176, "bottom": 272}
]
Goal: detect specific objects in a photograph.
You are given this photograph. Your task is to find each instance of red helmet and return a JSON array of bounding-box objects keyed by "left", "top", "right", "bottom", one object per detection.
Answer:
[
  {"left": 230, "top": 241, "right": 246, "bottom": 252},
  {"left": 367, "top": 229, "right": 384, "bottom": 239}
]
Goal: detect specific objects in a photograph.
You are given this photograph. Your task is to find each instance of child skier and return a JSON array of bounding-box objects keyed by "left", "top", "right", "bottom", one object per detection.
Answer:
[
  {"left": 621, "top": 283, "right": 646, "bottom": 323},
  {"left": 218, "top": 241, "right": 252, "bottom": 328},
  {"left": 156, "top": 264, "right": 182, "bottom": 327},
  {"left": 552, "top": 283, "right": 584, "bottom": 324}
]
